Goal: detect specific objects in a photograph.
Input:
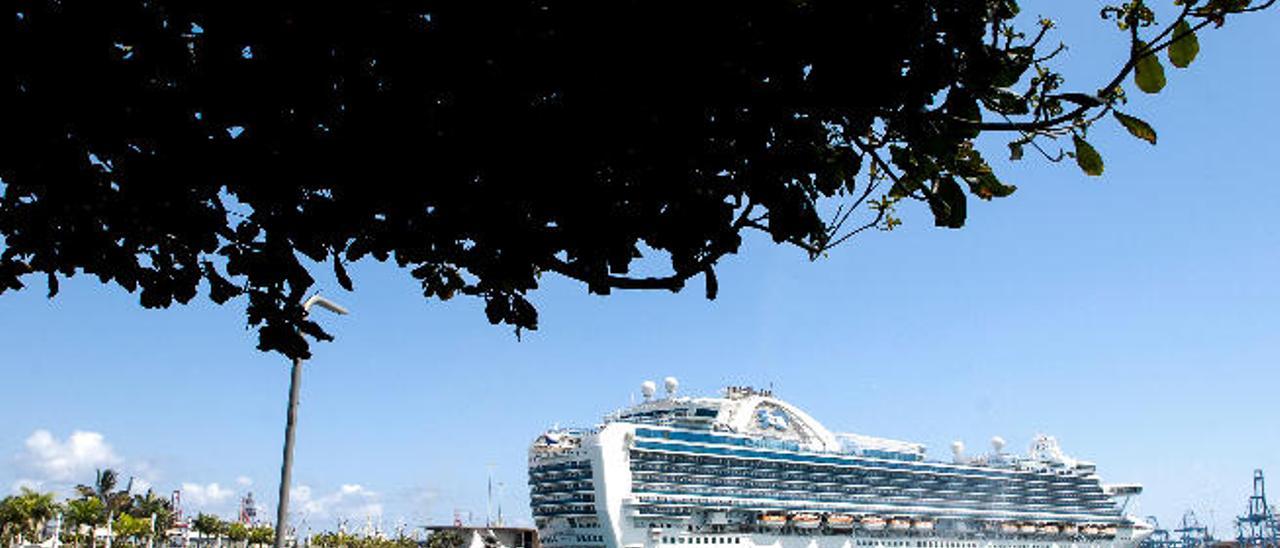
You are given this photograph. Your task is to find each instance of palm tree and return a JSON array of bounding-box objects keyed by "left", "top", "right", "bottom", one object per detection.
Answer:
[
  {"left": 127, "top": 489, "right": 175, "bottom": 543},
  {"left": 0, "top": 488, "right": 59, "bottom": 545},
  {"left": 77, "top": 469, "right": 133, "bottom": 514},
  {"left": 114, "top": 513, "right": 152, "bottom": 546},
  {"left": 65, "top": 497, "right": 107, "bottom": 547},
  {"left": 193, "top": 513, "right": 226, "bottom": 548},
  {"left": 77, "top": 468, "right": 133, "bottom": 547},
  {"left": 0, "top": 495, "right": 19, "bottom": 546}
]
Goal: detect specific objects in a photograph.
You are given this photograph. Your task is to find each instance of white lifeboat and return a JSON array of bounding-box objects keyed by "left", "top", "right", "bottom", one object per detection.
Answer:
[
  {"left": 1082, "top": 525, "right": 1100, "bottom": 536},
  {"left": 827, "top": 515, "right": 856, "bottom": 530},
  {"left": 1000, "top": 522, "right": 1019, "bottom": 534},
  {"left": 1040, "top": 524, "right": 1060, "bottom": 535},
  {"left": 792, "top": 513, "right": 821, "bottom": 529},
  {"left": 861, "top": 516, "right": 887, "bottom": 531},
  {"left": 912, "top": 519, "right": 935, "bottom": 531},
  {"left": 1061, "top": 525, "right": 1079, "bottom": 535},
  {"left": 759, "top": 514, "right": 787, "bottom": 528},
  {"left": 889, "top": 518, "right": 912, "bottom": 531},
  {"left": 1019, "top": 523, "right": 1038, "bottom": 534},
  {"left": 1102, "top": 526, "right": 1118, "bottom": 536}
]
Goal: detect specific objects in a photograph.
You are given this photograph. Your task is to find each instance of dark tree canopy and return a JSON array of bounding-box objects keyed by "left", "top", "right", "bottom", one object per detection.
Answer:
[{"left": 3, "top": 0, "right": 1273, "bottom": 359}]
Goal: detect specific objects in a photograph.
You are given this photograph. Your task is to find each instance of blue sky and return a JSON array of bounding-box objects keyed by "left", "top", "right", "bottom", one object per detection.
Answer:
[{"left": 3, "top": 2, "right": 1278, "bottom": 539}]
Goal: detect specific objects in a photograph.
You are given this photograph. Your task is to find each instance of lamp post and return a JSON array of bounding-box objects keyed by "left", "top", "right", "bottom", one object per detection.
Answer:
[{"left": 275, "top": 294, "right": 348, "bottom": 548}]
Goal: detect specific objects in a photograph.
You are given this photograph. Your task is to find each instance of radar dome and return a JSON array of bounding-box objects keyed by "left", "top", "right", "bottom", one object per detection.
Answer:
[
  {"left": 663, "top": 376, "right": 679, "bottom": 397},
  {"left": 992, "top": 436, "right": 1006, "bottom": 453},
  {"left": 641, "top": 381, "right": 657, "bottom": 400},
  {"left": 951, "top": 441, "right": 965, "bottom": 457}
]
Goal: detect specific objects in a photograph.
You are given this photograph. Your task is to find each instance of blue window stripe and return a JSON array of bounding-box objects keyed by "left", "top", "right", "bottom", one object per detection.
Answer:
[{"left": 633, "top": 436, "right": 1043, "bottom": 480}]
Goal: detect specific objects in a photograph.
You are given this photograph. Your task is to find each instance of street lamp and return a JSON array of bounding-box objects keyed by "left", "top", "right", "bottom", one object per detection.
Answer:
[{"left": 275, "top": 294, "right": 348, "bottom": 548}]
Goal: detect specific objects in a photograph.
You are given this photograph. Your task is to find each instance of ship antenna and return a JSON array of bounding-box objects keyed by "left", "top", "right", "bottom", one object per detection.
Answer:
[
  {"left": 486, "top": 463, "right": 495, "bottom": 527},
  {"left": 497, "top": 481, "right": 505, "bottom": 527}
]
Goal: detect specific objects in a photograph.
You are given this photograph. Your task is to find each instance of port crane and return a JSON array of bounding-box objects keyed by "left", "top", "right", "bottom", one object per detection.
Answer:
[{"left": 1236, "top": 469, "right": 1280, "bottom": 548}]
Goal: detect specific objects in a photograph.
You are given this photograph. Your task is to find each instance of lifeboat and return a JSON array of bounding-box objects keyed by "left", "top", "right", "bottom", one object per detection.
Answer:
[
  {"left": 1000, "top": 523, "right": 1019, "bottom": 534},
  {"left": 861, "top": 516, "right": 887, "bottom": 531},
  {"left": 792, "top": 513, "right": 821, "bottom": 529},
  {"left": 1102, "top": 526, "right": 1118, "bottom": 536},
  {"left": 759, "top": 514, "right": 787, "bottom": 528},
  {"left": 827, "top": 515, "right": 856, "bottom": 530},
  {"left": 913, "top": 519, "right": 936, "bottom": 531},
  {"left": 889, "top": 518, "right": 912, "bottom": 531},
  {"left": 1082, "top": 526, "right": 1100, "bottom": 536},
  {"left": 1040, "top": 524, "right": 1060, "bottom": 535},
  {"left": 1019, "top": 523, "right": 1038, "bottom": 534},
  {"left": 1061, "top": 525, "right": 1079, "bottom": 535}
]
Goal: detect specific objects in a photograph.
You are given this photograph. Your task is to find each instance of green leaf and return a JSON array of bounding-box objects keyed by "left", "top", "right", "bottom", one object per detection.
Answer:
[
  {"left": 1113, "top": 111, "right": 1158, "bottom": 145},
  {"left": 984, "top": 88, "right": 1030, "bottom": 115},
  {"left": 1073, "top": 135, "right": 1105, "bottom": 176},
  {"left": 928, "top": 177, "right": 967, "bottom": 228},
  {"left": 1133, "top": 47, "right": 1167, "bottom": 93},
  {"left": 963, "top": 172, "right": 1017, "bottom": 200},
  {"left": 994, "top": 47, "right": 1034, "bottom": 87},
  {"left": 955, "top": 145, "right": 1016, "bottom": 200},
  {"left": 1168, "top": 20, "right": 1200, "bottom": 68},
  {"left": 943, "top": 89, "right": 982, "bottom": 139},
  {"left": 1008, "top": 141, "right": 1025, "bottom": 161}
]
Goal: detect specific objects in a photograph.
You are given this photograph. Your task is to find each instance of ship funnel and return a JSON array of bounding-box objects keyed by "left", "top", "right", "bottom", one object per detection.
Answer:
[
  {"left": 992, "top": 436, "right": 1006, "bottom": 453},
  {"left": 664, "top": 376, "right": 679, "bottom": 398},
  {"left": 951, "top": 441, "right": 965, "bottom": 463},
  {"left": 641, "top": 381, "right": 657, "bottom": 401}
]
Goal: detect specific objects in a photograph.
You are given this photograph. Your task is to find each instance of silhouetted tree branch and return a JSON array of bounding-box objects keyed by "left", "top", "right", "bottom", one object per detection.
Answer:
[{"left": 2, "top": 0, "right": 1273, "bottom": 358}]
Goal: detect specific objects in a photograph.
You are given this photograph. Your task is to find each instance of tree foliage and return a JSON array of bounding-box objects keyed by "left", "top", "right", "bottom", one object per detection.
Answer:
[
  {"left": 426, "top": 529, "right": 468, "bottom": 548},
  {"left": 313, "top": 531, "right": 419, "bottom": 548},
  {"left": 64, "top": 496, "right": 107, "bottom": 531},
  {"left": 0, "top": 488, "right": 60, "bottom": 545},
  {"left": 113, "top": 513, "right": 153, "bottom": 542},
  {"left": 248, "top": 525, "right": 276, "bottom": 546},
  {"left": 76, "top": 469, "right": 133, "bottom": 521},
  {"left": 3, "top": 0, "right": 1273, "bottom": 359},
  {"left": 125, "top": 489, "right": 175, "bottom": 533},
  {"left": 192, "top": 512, "right": 228, "bottom": 541},
  {"left": 226, "top": 521, "right": 250, "bottom": 542}
]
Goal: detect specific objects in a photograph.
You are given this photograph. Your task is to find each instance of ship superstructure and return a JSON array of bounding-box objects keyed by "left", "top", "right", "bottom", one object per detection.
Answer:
[{"left": 529, "top": 380, "right": 1153, "bottom": 548}]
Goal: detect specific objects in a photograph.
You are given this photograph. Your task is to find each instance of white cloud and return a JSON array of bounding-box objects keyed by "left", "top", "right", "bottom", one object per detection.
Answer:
[
  {"left": 132, "top": 478, "right": 153, "bottom": 494},
  {"left": 9, "top": 430, "right": 163, "bottom": 497},
  {"left": 293, "top": 483, "right": 383, "bottom": 520},
  {"left": 17, "top": 430, "right": 121, "bottom": 483},
  {"left": 236, "top": 476, "right": 253, "bottom": 487},
  {"left": 182, "top": 482, "right": 236, "bottom": 507},
  {"left": 11, "top": 478, "right": 44, "bottom": 492}
]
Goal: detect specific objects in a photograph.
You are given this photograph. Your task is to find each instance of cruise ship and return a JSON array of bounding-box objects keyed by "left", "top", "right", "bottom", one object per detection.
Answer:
[{"left": 528, "top": 379, "right": 1153, "bottom": 548}]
